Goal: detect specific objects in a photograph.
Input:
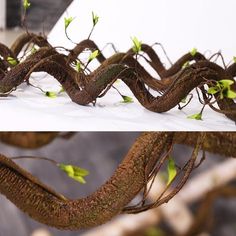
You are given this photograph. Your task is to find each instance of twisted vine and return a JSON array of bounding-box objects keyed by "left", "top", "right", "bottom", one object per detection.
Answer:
[{"left": 0, "top": 33, "right": 236, "bottom": 122}]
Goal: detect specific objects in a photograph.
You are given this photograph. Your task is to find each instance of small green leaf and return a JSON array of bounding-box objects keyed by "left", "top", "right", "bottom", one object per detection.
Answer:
[
  {"left": 58, "top": 86, "right": 65, "bottom": 94},
  {"left": 233, "top": 56, "right": 236, "bottom": 63},
  {"left": 75, "top": 60, "right": 81, "bottom": 72},
  {"left": 167, "top": 157, "right": 177, "bottom": 186},
  {"left": 92, "top": 11, "right": 99, "bottom": 26},
  {"left": 181, "top": 96, "right": 187, "bottom": 103},
  {"left": 190, "top": 48, "right": 197, "bottom": 57},
  {"left": 187, "top": 113, "right": 202, "bottom": 120},
  {"left": 132, "top": 36, "right": 142, "bottom": 53},
  {"left": 218, "top": 79, "right": 234, "bottom": 88},
  {"left": 88, "top": 50, "right": 99, "bottom": 62},
  {"left": 182, "top": 61, "right": 190, "bottom": 69},
  {"left": 145, "top": 227, "right": 164, "bottom": 236},
  {"left": 226, "top": 90, "right": 236, "bottom": 99},
  {"left": 7, "top": 56, "right": 18, "bottom": 66},
  {"left": 23, "top": 0, "right": 31, "bottom": 10},
  {"left": 45, "top": 91, "right": 57, "bottom": 98},
  {"left": 64, "top": 17, "right": 74, "bottom": 29},
  {"left": 59, "top": 163, "right": 89, "bottom": 184},
  {"left": 121, "top": 95, "right": 133, "bottom": 103},
  {"left": 31, "top": 46, "right": 37, "bottom": 54},
  {"left": 207, "top": 86, "right": 219, "bottom": 95}
]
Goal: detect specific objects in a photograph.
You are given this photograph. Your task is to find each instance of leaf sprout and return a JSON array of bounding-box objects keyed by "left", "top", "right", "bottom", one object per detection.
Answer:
[
  {"left": 131, "top": 36, "right": 142, "bottom": 54},
  {"left": 167, "top": 157, "right": 177, "bottom": 186},
  {"left": 207, "top": 79, "right": 236, "bottom": 99}
]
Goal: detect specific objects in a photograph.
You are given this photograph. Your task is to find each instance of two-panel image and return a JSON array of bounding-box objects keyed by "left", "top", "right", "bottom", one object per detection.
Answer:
[{"left": 0, "top": 1, "right": 236, "bottom": 236}]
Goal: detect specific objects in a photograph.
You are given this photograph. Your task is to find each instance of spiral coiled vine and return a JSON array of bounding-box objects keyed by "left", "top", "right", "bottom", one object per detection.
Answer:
[
  {"left": 0, "top": 32, "right": 236, "bottom": 122},
  {"left": 0, "top": 132, "right": 235, "bottom": 230}
]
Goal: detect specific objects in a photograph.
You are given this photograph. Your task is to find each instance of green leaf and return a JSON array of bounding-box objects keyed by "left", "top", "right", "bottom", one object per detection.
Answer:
[
  {"left": 132, "top": 36, "right": 142, "bottom": 53},
  {"left": 58, "top": 86, "right": 65, "bottom": 94},
  {"left": 88, "top": 50, "right": 99, "bottom": 62},
  {"left": 182, "top": 61, "right": 190, "bottom": 69},
  {"left": 187, "top": 113, "right": 202, "bottom": 120},
  {"left": 23, "top": 0, "right": 31, "bottom": 10},
  {"left": 45, "top": 91, "right": 57, "bottom": 98},
  {"left": 75, "top": 60, "right": 81, "bottom": 72},
  {"left": 145, "top": 227, "right": 164, "bottom": 236},
  {"left": 92, "top": 11, "right": 99, "bottom": 26},
  {"left": 59, "top": 163, "right": 89, "bottom": 184},
  {"left": 218, "top": 79, "right": 234, "bottom": 88},
  {"left": 226, "top": 90, "right": 236, "bottom": 99},
  {"left": 7, "top": 56, "right": 18, "bottom": 66},
  {"left": 233, "top": 56, "right": 236, "bottom": 63},
  {"left": 207, "top": 86, "right": 219, "bottom": 95},
  {"left": 64, "top": 17, "right": 74, "bottom": 29},
  {"left": 190, "top": 48, "right": 197, "bottom": 57},
  {"left": 181, "top": 96, "right": 187, "bottom": 103},
  {"left": 121, "top": 95, "right": 133, "bottom": 103},
  {"left": 31, "top": 46, "right": 37, "bottom": 54},
  {"left": 167, "top": 157, "right": 177, "bottom": 186}
]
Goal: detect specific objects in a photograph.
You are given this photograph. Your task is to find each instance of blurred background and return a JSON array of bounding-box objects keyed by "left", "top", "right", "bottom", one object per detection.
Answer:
[
  {"left": 0, "top": 0, "right": 72, "bottom": 45},
  {"left": 0, "top": 132, "right": 235, "bottom": 236}
]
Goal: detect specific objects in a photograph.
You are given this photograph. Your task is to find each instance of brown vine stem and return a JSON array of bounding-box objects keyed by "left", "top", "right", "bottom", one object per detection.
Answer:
[
  {"left": 0, "top": 132, "right": 236, "bottom": 230},
  {"left": 0, "top": 132, "right": 171, "bottom": 230}
]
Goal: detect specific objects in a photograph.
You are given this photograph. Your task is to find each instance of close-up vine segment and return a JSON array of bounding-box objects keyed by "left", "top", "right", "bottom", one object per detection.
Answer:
[{"left": 0, "top": 132, "right": 235, "bottom": 230}]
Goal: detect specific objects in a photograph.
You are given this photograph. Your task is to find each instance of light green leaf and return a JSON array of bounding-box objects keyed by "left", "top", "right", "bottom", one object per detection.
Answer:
[
  {"left": 145, "top": 227, "right": 164, "bottom": 236},
  {"left": 219, "top": 79, "right": 234, "bottom": 88},
  {"left": 121, "top": 95, "right": 133, "bottom": 103},
  {"left": 187, "top": 113, "right": 202, "bottom": 120},
  {"left": 167, "top": 157, "right": 177, "bottom": 186},
  {"left": 181, "top": 96, "right": 187, "bottom": 103},
  {"left": 233, "top": 56, "right": 236, "bottom": 63},
  {"left": 190, "top": 48, "right": 197, "bottom": 57},
  {"left": 58, "top": 86, "right": 65, "bottom": 94},
  {"left": 23, "top": 0, "right": 31, "bottom": 10},
  {"left": 88, "top": 50, "right": 99, "bottom": 62},
  {"left": 45, "top": 91, "right": 57, "bottom": 98},
  {"left": 75, "top": 60, "right": 81, "bottom": 72},
  {"left": 59, "top": 163, "right": 89, "bottom": 184},
  {"left": 92, "top": 11, "right": 99, "bottom": 26},
  {"left": 226, "top": 90, "right": 236, "bottom": 99},
  {"left": 207, "top": 86, "right": 219, "bottom": 95},
  {"left": 182, "top": 61, "right": 190, "bottom": 69},
  {"left": 64, "top": 17, "right": 74, "bottom": 29},
  {"left": 7, "top": 56, "right": 18, "bottom": 66},
  {"left": 132, "top": 36, "right": 142, "bottom": 53}
]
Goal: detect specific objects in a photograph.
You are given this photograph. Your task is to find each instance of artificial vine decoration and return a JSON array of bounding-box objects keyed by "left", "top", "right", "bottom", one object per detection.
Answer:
[
  {"left": 0, "top": 32, "right": 236, "bottom": 122},
  {"left": 0, "top": 132, "right": 235, "bottom": 230}
]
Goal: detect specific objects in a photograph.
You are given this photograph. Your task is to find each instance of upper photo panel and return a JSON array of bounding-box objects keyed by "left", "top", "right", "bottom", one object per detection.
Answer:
[{"left": 0, "top": 0, "right": 236, "bottom": 131}]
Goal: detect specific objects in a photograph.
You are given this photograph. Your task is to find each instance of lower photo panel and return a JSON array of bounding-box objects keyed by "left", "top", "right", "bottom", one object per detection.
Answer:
[{"left": 0, "top": 132, "right": 235, "bottom": 236}]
